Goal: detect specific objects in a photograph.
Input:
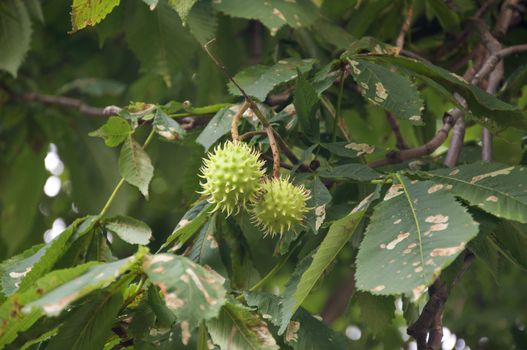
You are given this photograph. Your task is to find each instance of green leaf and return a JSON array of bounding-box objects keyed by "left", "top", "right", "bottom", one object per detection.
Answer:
[
  {"left": 423, "top": 163, "right": 527, "bottom": 223},
  {"left": 119, "top": 135, "right": 154, "bottom": 197},
  {"left": 0, "top": 263, "right": 97, "bottom": 348},
  {"left": 186, "top": 0, "right": 217, "bottom": 44},
  {"left": 153, "top": 108, "right": 186, "bottom": 141},
  {"left": 356, "top": 176, "right": 479, "bottom": 299},
  {"left": 347, "top": 59, "right": 424, "bottom": 124},
  {"left": 0, "top": 0, "right": 31, "bottom": 77},
  {"left": 229, "top": 59, "right": 315, "bottom": 101},
  {"left": 318, "top": 163, "right": 382, "bottom": 181},
  {"left": 23, "top": 249, "right": 145, "bottom": 316},
  {"left": 365, "top": 55, "right": 527, "bottom": 131},
  {"left": 159, "top": 200, "right": 211, "bottom": 251},
  {"left": 89, "top": 116, "right": 131, "bottom": 147},
  {"left": 215, "top": 0, "right": 318, "bottom": 33},
  {"left": 294, "top": 71, "right": 320, "bottom": 142},
  {"left": 196, "top": 106, "right": 237, "bottom": 151},
  {"left": 71, "top": 0, "right": 120, "bottom": 32},
  {"left": 426, "top": 0, "right": 460, "bottom": 31},
  {"left": 167, "top": 0, "right": 197, "bottom": 23},
  {"left": 207, "top": 302, "right": 279, "bottom": 350},
  {"left": 355, "top": 292, "right": 395, "bottom": 335},
  {"left": 104, "top": 215, "right": 152, "bottom": 245},
  {"left": 280, "top": 191, "right": 377, "bottom": 333},
  {"left": 45, "top": 290, "right": 125, "bottom": 350},
  {"left": 143, "top": 253, "right": 226, "bottom": 330},
  {"left": 0, "top": 244, "right": 42, "bottom": 300},
  {"left": 125, "top": 1, "right": 195, "bottom": 86},
  {"left": 147, "top": 285, "right": 176, "bottom": 327}
]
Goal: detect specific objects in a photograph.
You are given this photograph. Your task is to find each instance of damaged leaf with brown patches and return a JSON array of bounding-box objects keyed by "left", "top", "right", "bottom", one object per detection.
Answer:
[
  {"left": 424, "top": 162, "right": 527, "bottom": 223},
  {"left": 143, "top": 253, "right": 226, "bottom": 331},
  {"left": 356, "top": 175, "right": 478, "bottom": 300}
]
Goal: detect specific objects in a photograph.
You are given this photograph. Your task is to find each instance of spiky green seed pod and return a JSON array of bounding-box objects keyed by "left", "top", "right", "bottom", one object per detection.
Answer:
[
  {"left": 199, "top": 141, "right": 265, "bottom": 216},
  {"left": 251, "top": 177, "right": 310, "bottom": 237}
]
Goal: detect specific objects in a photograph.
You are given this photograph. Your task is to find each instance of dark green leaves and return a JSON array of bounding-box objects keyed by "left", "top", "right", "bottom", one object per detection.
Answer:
[
  {"left": 104, "top": 216, "right": 152, "bottom": 245},
  {"left": 89, "top": 117, "right": 131, "bottom": 147},
  {"left": 424, "top": 163, "right": 527, "bottom": 223},
  {"left": 119, "top": 135, "right": 154, "bottom": 197},
  {"left": 347, "top": 59, "right": 424, "bottom": 124},
  {"left": 44, "top": 290, "right": 125, "bottom": 350},
  {"left": 229, "top": 59, "right": 315, "bottom": 101},
  {"left": 143, "top": 254, "right": 226, "bottom": 330},
  {"left": 71, "top": 0, "right": 120, "bottom": 32},
  {"left": 0, "top": 0, "right": 31, "bottom": 76},
  {"left": 356, "top": 176, "right": 479, "bottom": 299},
  {"left": 167, "top": 0, "right": 197, "bottom": 23},
  {"left": 294, "top": 72, "right": 319, "bottom": 142},
  {"left": 366, "top": 55, "right": 527, "bottom": 131},
  {"left": 215, "top": 0, "right": 318, "bottom": 34},
  {"left": 318, "top": 163, "right": 382, "bottom": 181}
]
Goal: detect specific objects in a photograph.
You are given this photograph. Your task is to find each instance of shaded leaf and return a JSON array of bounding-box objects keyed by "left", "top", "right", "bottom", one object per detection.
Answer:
[
  {"left": 215, "top": 0, "right": 318, "bottom": 33},
  {"left": 119, "top": 135, "right": 154, "bottom": 197},
  {"left": 229, "top": 59, "right": 315, "bottom": 101},
  {"left": 319, "top": 142, "right": 362, "bottom": 158},
  {"left": 104, "top": 215, "right": 152, "bottom": 245},
  {"left": 347, "top": 59, "right": 424, "bottom": 124},
  {"left": 294, "top": 72, "right": 319, "bottom": 142},
  {"left": 45, "top": 290, "right": 125, "bottom": 350},
  {"left": 23, "top": 249, "right": 145, "bottom": 316},
  {"left": 89, "top": 116, "right": 131, "bottom": 147},
  {"left": 427, "top": 0, "right": 460, "bottom": 31},
  {"left": 71, "top": 0, "right": 120, "bottom": 32},
  {"left": 318, "top": 163, "right": 382, "bottom": 181},
  {"left": 355, "top": 292, "right": 395, "bottom": 335},
  {"left": 125, "top": 1, "right": 195, "bottom": 86},
  {"left": 0, "top": 0, "right": 31, "bottom": 77},
  {"left": 424, "top": 163, "right": 527, "bottom": 223},
  {"left": 365, "top": 55, "right": 527, "bottom": 131},
  {"left": 207, "top": 302, "right": 278, "bottom": 350},
  {"left": 186, "top": 0, "right": 217, "bottom": 44},
  {"left": 143, "top": 253, "right": 226, "bottom": 330},
  {"left": 356, "top": 176, "right": 479, "bottom": 299}
]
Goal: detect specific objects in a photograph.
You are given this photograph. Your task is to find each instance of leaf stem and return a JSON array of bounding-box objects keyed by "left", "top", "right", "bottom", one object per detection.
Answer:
[
  {"left": 332, "top": 68, "right": 346, "bottom": 142},
  {"left": 99, "top": 128, "right": 156, "bottom": 217}
]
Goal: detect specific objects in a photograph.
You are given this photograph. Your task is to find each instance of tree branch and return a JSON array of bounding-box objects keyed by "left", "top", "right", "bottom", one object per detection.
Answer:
[
  {"left": 230, "top": 101, "right": 250, "bottom": 143},
  {"left": 368, "top": 112, "right": 457, "bottom": 168},
  {"left": 18, "top": 92, "right": 121, "bottom": 117}
]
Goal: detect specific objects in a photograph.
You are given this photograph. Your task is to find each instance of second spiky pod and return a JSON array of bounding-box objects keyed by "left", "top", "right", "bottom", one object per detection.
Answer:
[{"left": 199, "top": 141, "right": 310, "bottom": 236}]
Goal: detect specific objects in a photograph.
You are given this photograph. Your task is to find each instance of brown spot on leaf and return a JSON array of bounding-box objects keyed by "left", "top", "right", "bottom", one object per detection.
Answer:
[
  {"left": 371, "top": 285, "right": 385, "bottom": 292},
  {"left": 285, "top": 320, "right": 300, "bottom": 342},
  {"left": 430, "top": 243, "right": 465, "bottom": 257},
  {"left": 425, "top": 215, "right": 448, "bottom": 224},
  {"left": 427, "top": 184, "right": 444, "bottom": 194},
  {"left": 470, "top": 167, "right": 514, "bottom": 183},
  {"left": 486, "top": 195, "right": 498, "bottom": 202},
  {"left": 386, "top": 232, "right": 410, "bottom": 250},
  {"left": 181, "top": 321, "right": 191, "bottom": 345}
]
